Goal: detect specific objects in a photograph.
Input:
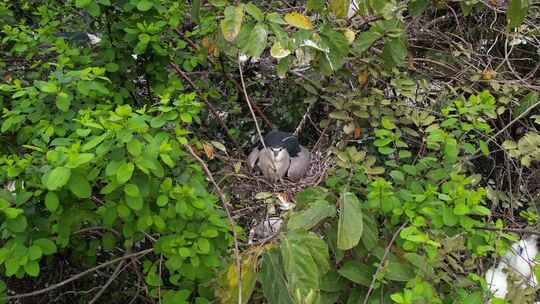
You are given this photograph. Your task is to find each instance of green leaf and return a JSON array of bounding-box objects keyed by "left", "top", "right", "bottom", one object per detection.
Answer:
[
  {"left": 127, "top": 139, "right": 143, "bottom": 156},
  {"left": 34, "top": 238, "right": 57, "bottom": 255},
  {"left": 329, "top": 0, "right": 350, "bottom": 18},
  {"left": 68, "top": 173, "right": 92, "bottom": 198},
  {"left": 266, "top": 12, "right": 286, "bottom": 24},
  {"left": 245, "top": 3, "right": 264, "bottom": 22},
  {"left": 192, "top": 0, "right": 201, "bottom": 23},
  {"left": 338, "top": 260, "right": 373, "bottom": 286},
  {"left": 382, "top": 37, "right": 407, "bottom": 68},
  {"left": 66, "top": 153, "right": 95, "bottom": 168},
  {"left": 353, "top": 30, "right": 381, "bottom": 55},
  {"left": 197, "top": 238, "right": 210, "bottom": 254},
  {"left": 45, "top": 167, "right": 71, "bottom": 190},
  {"left": 127, "top": 196, "right": 144, "bottom": 211},
  {"left": 24, "top": 261, "right": 40, "bottom": 277},
  {"left": 116, "top": 162, "right": 135, "bottom": 184},
  {"left": 284, "top": 12, "right": 313, "bottom": 30},
  {"left": 156, "top": 195, "right": 169, "bottom": 207},
  {"left": 260, "top": 249, "right": 295, "bottom": 304},
  {"left": 56, "top": 92, "right": 71, "bottom": 112},
  {"left": 409, "top": 0, "right": 429, "bottom": 16},
  {"left": 221, "top": 5, "right": 244, "bottom": 42},
  {"left": 28, "top": 245, "right": 42, "bottom": 260},
  {"left": 136, "top": 0, "right": 153, "bottom": 11},
  {"left": 514, "top": 91, "right": 538, "bottom": 118},
  {"left": 36, "top": 81, "right": 58, "bottom": 93},
  {"left": 307, "top": 0, "right": 325, "bottom": 12},
  {"left": 124, "top": 183, "right": 140, "bottom": 197},
  {"left": 3, "top": 208, "right": 22, "bottom": 219},
  {"left": 75, "top": 0, "right": 91, "bottom": 7},
  {"left": 281, "top": 231, "right": 326, "bottom": 303},
  {"left": 82, "top": 133, "right": 107, "bottom": 151},
  {"left": 384, "top": 261, "right": 414, "bottom": 281},
  {"left": 7, "top": 215, "right": 27, "bottom": 232},
  {"left": 337, "top": 192, "right": 363, "bottom": 250},
  {"left": 45, "top": 192, "right": 59, "bottom": 212},
  {"left": 507, "top": 0, "right": 529, "bottom": 29},
  {"left": 242, "top": 23, "right": 268, "bottom": 59},
  {"left": 288, "top": 200, "right": 336, "bottom": 231}
]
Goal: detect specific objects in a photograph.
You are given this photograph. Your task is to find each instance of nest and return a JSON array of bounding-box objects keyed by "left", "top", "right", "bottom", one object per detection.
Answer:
[{"left": 216, "top": 139, "right": 335, "bottom": 244}]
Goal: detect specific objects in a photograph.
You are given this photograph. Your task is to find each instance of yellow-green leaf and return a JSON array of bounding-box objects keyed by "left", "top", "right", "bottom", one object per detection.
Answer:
[
  {"left": 220, "top": 5, "right": 244, "bottom": 42},
  {"left": 284, "top": 12, "right": 313, "bottom": 30},
  {"left": 329, "top": 0, "right": 350, "bottom": 18}
]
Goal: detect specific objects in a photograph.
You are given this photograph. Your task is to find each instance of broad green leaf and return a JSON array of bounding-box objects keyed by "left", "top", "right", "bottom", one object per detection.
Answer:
[
  {"left": 384, "top": 261, "right": 414, "bottom": 281},
  {"left": 136, "top": 0, "right": 153, "bottom": 11},
  {"left": 270, "top": 41, "right": 291, "bottom": 58},
  {"left": 288, "top": 200, "right": 336, "bottom": 231},
  {"left": 156, "top": 195, "right": 169, "bottom": 207},
  {"left": 266, "top": 12, "right": 286, "bottom": 24},
  {"left": 217, "top": 252, "right": 260, "bottom": 304},
  {"left": 24, "top": 261, "right": 40, "bottom": 277},
  {"left": 382, "top": 37, "right": 407, "bottom": 68},
  {"left": 514, "top": 91, "right": 538, "bottom": 118},
  {"left": 284, "top": 12, "right": 313, "bottom": 30},
  {"left": 192, "top": 0, "right": 201, "bottom": 23},
  {"left": 36, "top": 81, "right": 57, "bottom": 93},
  {"left": 7, "top": 215, "right": 27, "bottom": 232},
  {"left": 82, "top": 133, "right": 107, "bottom": 151},
  {"left": 45, "top": 192, "right": 59, "bottom": 212},
  {"left": 329, "top": 0, "right": 350, "bottom": 18},
  {"left": 245, "top": 3, "right": 264, "bottom": 22},
  {"left": 281, "top": 231, "right": 324, "bottom": 303},
  {"left": 28, "top": 245, "right": 42, "bottom": 260},
  {"left": 409, "top": 0, "right": 429, "bottom": 16},
  {"left": 307, "top": 0, "right": 325, "bottom": 12},
  {"left": 260, "top": 249, "right": 295, "bottom": 304},
  {"left": 75, "top": 0, "right": 91, "bottom": 7},
  {"left": 507, "top": 0, "right": 529, "bottom": 29},
  {"left": 353, "top": 30, "right": 381, "bottom": 54},
  {"left": 34, "top": 238, "right": 57, "bottom": 255},
  {"left": 45, "top": 167, "right": 71, "bottom": 190},
  {"left": 66, "top": 153, "right": 95, "bottom": 168},
  {"left": 337, "top": 192, "right": 363, "bottom": 250},
  {"left": 124, "top": 183, "right": 140, "bottom": 197},
  {"left": 361, "top": 214, "right": 379, "bottom": 251},
  {"left": 243, "top": 23, "right": 267, "bottom": 59},
  {"left": 127, "top": 196, "right": 144, "bottom": 210},
  {"left": 221, "top": 5, "right": 244, "bottom": 42},
  {"left": 338, "top": 260, "right": 373, "bottom": 286},
  {"left": 68, "top": 173, "right": 92, "bottom": 198},
  {"left": 127, "top": 139, "right": 143, "bottom": 156},
  {"left": 56, "top": 92, "right": 71, "bottom": 112},
  {"left": 3, "top": 208, "right": 22, "bottom": 219},
  {"left": 116, "top": 162, "right": 135, "bottom": 184}
]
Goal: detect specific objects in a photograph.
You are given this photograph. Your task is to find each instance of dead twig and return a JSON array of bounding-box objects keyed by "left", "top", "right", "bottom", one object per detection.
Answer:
[
  {"left": 88, "top": 259, "right": 126, "bottom": 304},
  {"left": 182, "top": 143, "right": 243, "bottom": 304},
  {"left": 363, "top": 221, "right": 408, "bottom": 304},
  {"left": 170, "top": 62, "right": 239, "bottom": 147},
  {"left": 3, "top": 248, "right": 153, "bottom": 301}
]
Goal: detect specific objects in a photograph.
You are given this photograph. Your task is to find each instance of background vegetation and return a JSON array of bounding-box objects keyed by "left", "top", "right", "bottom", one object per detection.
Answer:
[{"left": 0, "top": 0, "right": 539, "bottom": 303}]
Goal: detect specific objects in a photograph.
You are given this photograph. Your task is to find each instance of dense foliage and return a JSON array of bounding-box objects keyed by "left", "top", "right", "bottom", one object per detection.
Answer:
[{"left": 0, "top": 0, "right": 539, "bottom": 303}]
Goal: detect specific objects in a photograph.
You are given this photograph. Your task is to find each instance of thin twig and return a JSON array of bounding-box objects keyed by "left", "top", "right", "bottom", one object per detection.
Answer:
[
  {"left": 238, "top": 56, "right": 268, "bottom": 148},
  {"left": 170, "top": 62, "right": 239, "bottom": 147},
  {"left": 88, "top": 259, "right": 126, "bottom": 304},
  {"left": 182, "top": 143, "right": 243, "bottom": 304},
  {"left": 363, "top": 221, "right": 408, "bottom": 304},
  {"left": 3, "top": 248, "right": 153, "bottom": 301},
  {"left": 473, "top": 226, "right": 540, "bottom": 237}
]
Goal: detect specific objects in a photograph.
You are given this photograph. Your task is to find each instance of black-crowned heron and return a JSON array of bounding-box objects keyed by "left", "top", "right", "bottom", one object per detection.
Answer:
[{"left": 247, "top": 131, "right": 311, "bottom": 182}]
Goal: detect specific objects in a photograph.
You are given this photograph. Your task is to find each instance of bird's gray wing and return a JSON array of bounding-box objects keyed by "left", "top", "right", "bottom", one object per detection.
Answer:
[
  {"left": 287, "top": 146, "right": 310, "bottom": 181},
  {"left": 247, "top": 147, "right": 260, "bottom": 169}
]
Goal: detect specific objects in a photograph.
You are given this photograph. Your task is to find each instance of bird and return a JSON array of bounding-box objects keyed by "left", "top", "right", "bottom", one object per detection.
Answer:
[{"left": 247, "top": 130, "right": 311, "bottom": 182}]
